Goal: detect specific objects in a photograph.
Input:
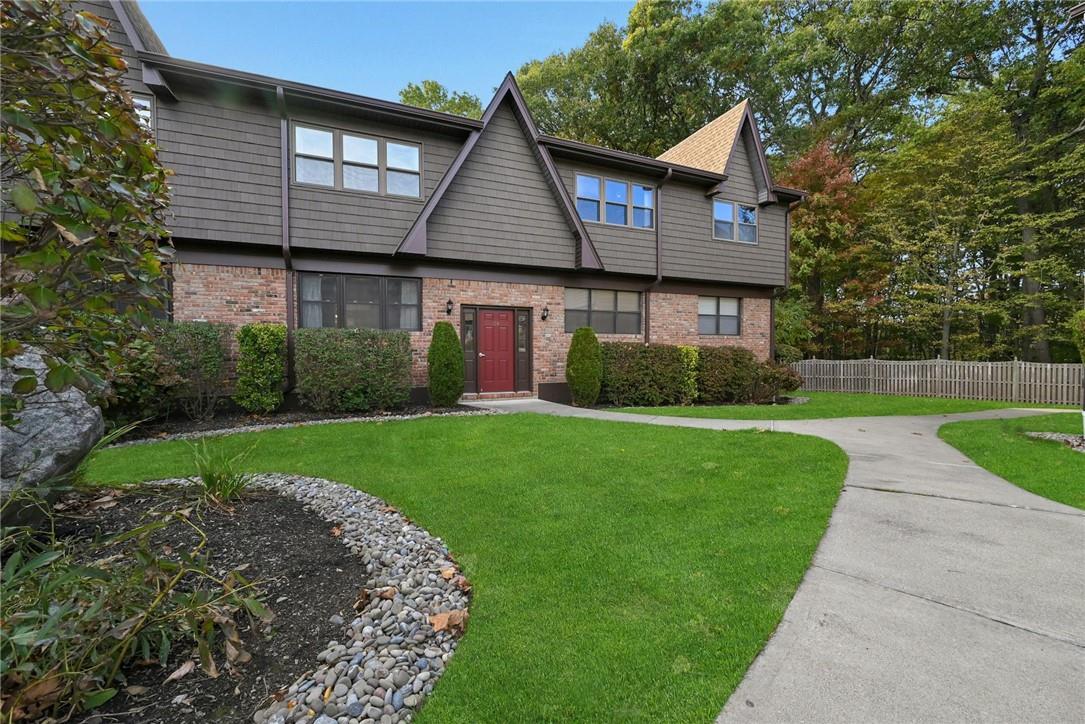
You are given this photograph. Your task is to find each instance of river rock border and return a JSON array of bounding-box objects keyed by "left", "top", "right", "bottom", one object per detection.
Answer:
[
  {"left": 109, "top": 408, "right": 498, "bottom": 449},
  {"left": 232, "top": 473, "right": 471, "bottom": 724}
]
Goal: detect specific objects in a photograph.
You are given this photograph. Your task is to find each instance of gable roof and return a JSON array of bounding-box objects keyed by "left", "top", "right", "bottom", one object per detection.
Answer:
[
  {"left": 397, "top": 73, "right": 602, "bottom": 270},
  {"left": 657, "top": 101, "right": 747, "bottom": 174},
  {"left": 109, "top": 0, "right": 167, "bottom": 54},
  {"left": 657, "top": 101, "right": 783, "bottom": 204}
]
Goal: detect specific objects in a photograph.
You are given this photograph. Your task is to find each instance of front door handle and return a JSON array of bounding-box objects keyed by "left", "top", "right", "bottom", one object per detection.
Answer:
[{"left": 478, "top": 352, "right": 486, "bottom": 357}]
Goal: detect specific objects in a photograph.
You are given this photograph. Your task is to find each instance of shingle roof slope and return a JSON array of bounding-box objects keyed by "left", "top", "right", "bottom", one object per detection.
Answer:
[{"left": 656, "top": 100, "right": 747, "bottom": 174}]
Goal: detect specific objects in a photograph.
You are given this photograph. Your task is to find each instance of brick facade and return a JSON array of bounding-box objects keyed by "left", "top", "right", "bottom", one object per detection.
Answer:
[
  {"left": 648, "top": 292, "right": 771, "bottom": 360},
  {"left": 172, "top": 263, "right": 287, "bottom": 326},
  {"left": 170, "top": 263, "right": 772, "bottom": 395}
]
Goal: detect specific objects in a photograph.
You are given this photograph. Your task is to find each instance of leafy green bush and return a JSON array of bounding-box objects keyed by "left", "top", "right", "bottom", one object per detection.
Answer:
[
  {"left": 190, "top": 439, "right": 254, "bottom": 504},
  {"left": 102, "top": 336, "right": 181, "bottom": 423},
  {"left": 1, "top": 0, "right": 172, "bottom": 428},
  {"left": 0, "top": 489, "right": 272, "bottom": 720},
  {"left": 601, "top": 343, "right": 695, "bottom": 407},
  {"left": 428, "top": 321, "right": 464, "bottom": 407},
  {"left": 233, "top": 324, "right": 286, "bottom": 414},
  {"left": 566, "top": 327, "right": 602, "bottom": 407},
  {"left": 294, "top": 328, "right": 411, "bottom": 413},
  {"left": 696, "top": 346, "right": 763, "bottom": 404},
  {"left": 753, "top": 362, "right": 804, "bottom": 402},
  {"left": 157, "top": 321, "right": 230, "bottom": 421},
  {"left": 677, "top": 345, "right": 699, "bottom": 405}
]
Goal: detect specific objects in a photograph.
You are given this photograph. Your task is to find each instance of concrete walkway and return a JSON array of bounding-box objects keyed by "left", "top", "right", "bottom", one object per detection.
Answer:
[{"left": 467, "top": 399, "right": 1085, "bottom": 723}]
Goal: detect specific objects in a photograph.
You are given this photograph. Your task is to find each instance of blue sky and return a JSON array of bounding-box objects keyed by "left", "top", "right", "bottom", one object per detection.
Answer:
[{"left": 139, "top": 1, "right": 634, "bottom": 103}]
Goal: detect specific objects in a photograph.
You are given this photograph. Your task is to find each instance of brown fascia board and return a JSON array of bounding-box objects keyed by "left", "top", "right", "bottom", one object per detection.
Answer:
[
  {"left": 137, "top": 52, "right": 484, "bottom": 133},
  {"left": 397, "top": 72, "right": 603, "bottom": 271}
]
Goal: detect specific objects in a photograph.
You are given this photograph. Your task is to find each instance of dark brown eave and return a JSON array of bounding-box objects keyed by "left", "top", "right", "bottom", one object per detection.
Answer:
[
  {"left": 773, "top": 185, "right": 807, "bottom": 203},
  {"left": 538, "top": 135, "right": 726, "bottom": 185},
  {"left": 137, "top": 52, "right": 484, "bottom": 133}
]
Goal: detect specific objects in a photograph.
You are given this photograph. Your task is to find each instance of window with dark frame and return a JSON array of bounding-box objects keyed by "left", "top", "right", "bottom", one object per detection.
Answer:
[
  {"left": 713, "top": 199, "right": 758, "bottom": 243},
  {"left": 299, "top": 272, "right": 420, "bottom": 331},
  {"left": 564, "top": 288, "right": 641, "bottom": 334},
  {"left": 698, "top": 296, "right": 741, "bottom": 335},
  {"left": 292, "top": 123, "right": 421, "bottom": 198},
  {"left": 575, "top": 174, "right": 654, "bottom": 229}
]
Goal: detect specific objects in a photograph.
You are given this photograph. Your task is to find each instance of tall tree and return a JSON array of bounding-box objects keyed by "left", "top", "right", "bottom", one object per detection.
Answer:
[
  {"left": 954, "top": 1, "right": 1084, "bottom": 361},
  {"left": 398, "top": 80, "right": 483, "bottom": 119}
]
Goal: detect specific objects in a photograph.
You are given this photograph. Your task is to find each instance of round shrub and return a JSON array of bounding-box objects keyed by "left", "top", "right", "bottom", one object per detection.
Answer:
[
  {"left": 753, "top": 362, "right": 803, "bottom": 403},
  {"left": 600, "top": 342, "right": 691, "bottom": 407},
  {"left": 566, "top": 327, "right": 602, "bottom": 407},
  {"left": 234, "top": 323, "right": 286, "bottom": 414},
  {"left": 696, "top": 346, "right": 761, "bottom": 404},
  {"left": 428, "top": 321, "right": 464, "bottom": 407}
]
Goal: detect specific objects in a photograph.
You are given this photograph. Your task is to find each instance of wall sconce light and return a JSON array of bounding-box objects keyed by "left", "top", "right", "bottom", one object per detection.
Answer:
[
  {"left": 541, "top": 305, "right": 550, "bottom": 321},
  {"left": 445, "top": 299, "right": 454, "bottom": 315}
]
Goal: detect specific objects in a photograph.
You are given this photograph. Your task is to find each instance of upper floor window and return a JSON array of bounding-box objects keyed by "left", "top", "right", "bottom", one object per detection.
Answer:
[
  {"left": 576, "top": 174, "right": 654, "bottom": 229},
  {"left": 299, "top": 272, "right": 421, "bottom": 331},
  {"left": 293, "top": 124, "right": 421, "bottom": 198},
  {"left": 698, "top": 296, "right": 741, "bottom": 335},
  {"left": 133, "top": 93, "right": 154, "bottom": 132},
  {"left": 713, "top": 200, "right": 757, "bottom": 243},
  {"left": 565, "top": 288, "right": 641, "bottom": 334}
]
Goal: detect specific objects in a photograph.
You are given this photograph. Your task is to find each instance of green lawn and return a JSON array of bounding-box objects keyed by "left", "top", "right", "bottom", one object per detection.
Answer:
[
  {"left": 86, "top": 413, "right": 847, "bottom": 723},
  {"left": 939, "top": 413, "right": 1084, "bottom": 510},
  {"left": 625, "top": 391, "right": 1070, "bottom": 420}
]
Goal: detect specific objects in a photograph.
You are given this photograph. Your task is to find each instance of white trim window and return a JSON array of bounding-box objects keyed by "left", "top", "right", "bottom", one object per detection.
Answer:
[{"left": 713, "top": 200, "right": 757, "bottom": 243}]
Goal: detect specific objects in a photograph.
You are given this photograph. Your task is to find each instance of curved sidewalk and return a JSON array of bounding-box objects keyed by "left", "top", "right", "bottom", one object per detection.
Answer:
[{"left": 468, "top": 400, "right": 1085, "bottom": 723}]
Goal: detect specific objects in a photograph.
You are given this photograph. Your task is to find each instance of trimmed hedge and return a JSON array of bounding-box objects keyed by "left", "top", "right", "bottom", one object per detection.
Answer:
[
  {"left": 294, "top": 328, "right": 411, "bottom": 413},
  {"left": 597, "top": 341, "right": 800, "bottom": 408},
  {"left": 566, "top": 327, "right": 602, "bottom": 407},
  {"left": 696, "top": 346, "right": 762, "bottom": 404},
  {"left": 600, "top": 343, "right": 697, "bottom": 407},
  {"left": 428, "top": 321, "right": 464, "bottom": 407},
  {"left": 157, "top": 321, "right": 229, "bottom": 420},
  {"left": 234, "top": 323, "right": 286, "bottom": 413}
]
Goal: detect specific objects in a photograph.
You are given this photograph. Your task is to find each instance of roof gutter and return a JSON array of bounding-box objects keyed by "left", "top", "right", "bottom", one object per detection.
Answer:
[{"left": 137, "top": 52, "right": 484, "bottom": 132}]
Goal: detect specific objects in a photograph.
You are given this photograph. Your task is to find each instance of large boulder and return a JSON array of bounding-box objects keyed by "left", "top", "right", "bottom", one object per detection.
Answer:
[{"left": 1, "top": 349, "right": 104, "bottom": 497}]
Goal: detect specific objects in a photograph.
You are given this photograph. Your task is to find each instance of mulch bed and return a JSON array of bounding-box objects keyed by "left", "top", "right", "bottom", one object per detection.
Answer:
[
  {"left": 117, "top": 405, "right": 478, "bottom": 443},
  {"left": 60, "top": 486, "right": 362, "bottom": 724}
]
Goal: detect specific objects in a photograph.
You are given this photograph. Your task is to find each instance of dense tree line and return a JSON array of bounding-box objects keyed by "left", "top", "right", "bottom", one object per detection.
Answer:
[{"left": 403, "top": 0, "right": 1083, "bottom": 362}]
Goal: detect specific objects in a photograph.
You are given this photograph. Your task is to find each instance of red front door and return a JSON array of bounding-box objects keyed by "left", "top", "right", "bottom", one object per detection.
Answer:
[{"left": 478, "top": 309, "right": 515, "bottom": 393}]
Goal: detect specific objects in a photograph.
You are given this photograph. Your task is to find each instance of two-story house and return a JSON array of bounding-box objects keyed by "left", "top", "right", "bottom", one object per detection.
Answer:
[{"left": 85, "top": 1, "right": 804, "bottom": 402}]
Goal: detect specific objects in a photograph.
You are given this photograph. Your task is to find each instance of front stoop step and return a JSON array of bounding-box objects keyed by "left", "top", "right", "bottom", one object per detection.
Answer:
[{"left": 461, "top": 391, "right": 537, "bottom": 401}]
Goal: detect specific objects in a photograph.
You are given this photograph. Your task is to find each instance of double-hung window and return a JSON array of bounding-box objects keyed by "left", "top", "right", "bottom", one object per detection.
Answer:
[
  {"left": 299, "top": 273, "right": 421, "bottom": 331},
  {"left": 565, "top": 288, "right": 641, "bottom": 334},
  {"left": 386, "top": 142, "right": 421, "bottom": 197},
  {"left": 575, "top": 175, "right": 601, "bottom": 222},
  {"left": 698, "top": 296, "right": 741, "bottom": 335},
  {"left": 295, "top": 126, "right": 336, "bottom": 186},
  {"left": 575, "top": 174, "right": 654, "bottom": 229},
  {"left": 293, "top": 124, "right": 422, "bottom": 198},
  {"left": 713, "top": 199, "right": 758, "bottom": 243}
]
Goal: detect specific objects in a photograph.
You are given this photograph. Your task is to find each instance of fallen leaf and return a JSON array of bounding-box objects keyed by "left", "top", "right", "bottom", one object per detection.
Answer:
[
  {"left": 323, "top": 686, "right": 332, "bottom": 702},
  {"left": 451, "top": 575, "right": 472, "bottom": 593},
  {"left": 125, "top": 685, "right": 150, "bottom": 696},
  {"left": 374, "top": 586, "right": 397, "bottom": 600},
  {"left": 164, "top": 660, "right": 195, "bottom": 684},
  {"left": 429, "top": 609, "right": 468, "bottom": 634},
  {"left": 440, "top": 567, "right": 455, "bottom": 580},
  {"left": 330, "top": 525, "right": 342, "bottom": 538},
  {"left": 171, "top": 693, "right": 193, "bottom": 706}
]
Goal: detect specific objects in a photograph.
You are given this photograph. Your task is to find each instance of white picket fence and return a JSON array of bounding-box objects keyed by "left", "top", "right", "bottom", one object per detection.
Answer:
[{"left": 791, "top": 358, "right": 1084, "bottom": 406}]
